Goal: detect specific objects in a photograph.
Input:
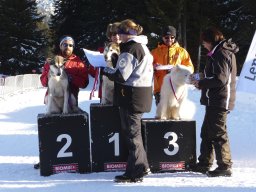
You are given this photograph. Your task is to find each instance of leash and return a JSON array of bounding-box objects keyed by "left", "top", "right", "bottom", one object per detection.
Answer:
[
  {"left": 89, "top": 68, "right": 100, "bottom": 100},
  {"left": 68, "top": 91, "right": 73, "bottom": 106},
  {"left": 169, "top": 76, "right": 185, "bottom": 102}
]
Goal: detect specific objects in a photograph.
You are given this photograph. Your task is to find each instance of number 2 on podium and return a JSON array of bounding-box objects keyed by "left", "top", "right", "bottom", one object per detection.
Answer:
[{"left": 56, "top": 134, "right": 73, "bottom": 158}]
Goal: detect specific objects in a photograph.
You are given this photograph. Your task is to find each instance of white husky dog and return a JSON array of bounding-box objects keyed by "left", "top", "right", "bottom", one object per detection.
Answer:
[
  {"left": 155, "top": 64, "right": 195, "bottom": 120},
  {"left": 46, "top": 55, "right": 79, "bottom": 114},
  {"left": 101, "top": 42, "right": 120, "bottom": 104}
]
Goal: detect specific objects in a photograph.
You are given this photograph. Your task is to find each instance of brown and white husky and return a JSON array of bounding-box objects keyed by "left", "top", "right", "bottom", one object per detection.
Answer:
[
  {"left": 46, "top": 55, "right": 79, "bottom": 114},
  {"left": 101, "top": 42, "right": 120, "bottom": 104}
]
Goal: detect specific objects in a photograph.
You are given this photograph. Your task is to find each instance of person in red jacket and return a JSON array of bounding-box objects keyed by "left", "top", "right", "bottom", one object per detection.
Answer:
[
  {"left": 34, "top": 36, "right": 89, "bottom": 170},
  {"left": 40, "top": 35, "right": 89, "bottom": 105}
]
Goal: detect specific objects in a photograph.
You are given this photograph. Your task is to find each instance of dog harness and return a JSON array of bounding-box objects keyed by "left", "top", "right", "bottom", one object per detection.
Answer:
[{"left": 169, "top": 75, "right": 185, "bottom": 102}]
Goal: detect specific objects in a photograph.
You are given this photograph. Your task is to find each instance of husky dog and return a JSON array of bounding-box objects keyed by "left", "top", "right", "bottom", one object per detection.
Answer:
[
  {"left": 46, "top": 55, "right": 79, "bottom": 114},
  {"left": 156, "top": 64, "right": 195, "bottom": 120},
  {"left": 101, "top": 42, "right": 120, "bottom": 104}
]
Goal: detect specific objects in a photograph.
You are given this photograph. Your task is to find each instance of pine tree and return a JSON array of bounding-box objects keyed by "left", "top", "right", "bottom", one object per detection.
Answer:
[
  {"left": 0, "top": 0, "right": 46, "bottom": 75},
  {"left": 50, "top": 0, "right": 118, "bottom": 53},
  {"left": 191, "top": 0, "right": 256, "bottom": 73},
  {"left": 49, "top": 0, "right": 255, "bottom": 75}
]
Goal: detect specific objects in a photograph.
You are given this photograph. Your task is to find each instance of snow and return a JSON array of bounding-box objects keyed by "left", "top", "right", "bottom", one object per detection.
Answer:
[
  {"left": 0, "top": 76, "right": 256, "bottom": 192},
  {"left": 36, "top": 0, "right": 55, "bottom": 22}
]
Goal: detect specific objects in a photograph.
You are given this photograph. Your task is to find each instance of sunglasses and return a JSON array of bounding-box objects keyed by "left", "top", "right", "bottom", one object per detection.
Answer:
[
  {"left": 63, "top": 43, "right": 74, "bottom": 48},
  {"left": 164, "top": 36, "right": 175, "bottom": 40}
]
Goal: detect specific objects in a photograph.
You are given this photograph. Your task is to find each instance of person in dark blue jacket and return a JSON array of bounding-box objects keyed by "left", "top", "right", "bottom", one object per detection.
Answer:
[
  {"left": 190, "top": 27, "right": 239, "bottom": 177},
  {"left": 103, "top": 19, "right": 153, "bottom": 183}
]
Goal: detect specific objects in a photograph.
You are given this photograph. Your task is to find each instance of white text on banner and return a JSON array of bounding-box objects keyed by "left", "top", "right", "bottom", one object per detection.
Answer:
[{"left": 237, "top": 31, "right": 256, "bottom": 94}]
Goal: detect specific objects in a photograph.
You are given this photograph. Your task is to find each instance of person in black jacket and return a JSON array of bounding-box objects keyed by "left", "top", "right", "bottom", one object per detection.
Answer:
[
  {"left": 103, "top": 19, "right": 153, "bottom": 183},
  {"left": 190, "top": 27, "right": 239, "bottom": 177}
]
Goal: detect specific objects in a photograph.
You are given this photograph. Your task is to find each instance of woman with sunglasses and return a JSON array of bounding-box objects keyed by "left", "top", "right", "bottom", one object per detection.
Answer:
[{"left": 151, "top": 25, "right": 194, "bottom": 105}]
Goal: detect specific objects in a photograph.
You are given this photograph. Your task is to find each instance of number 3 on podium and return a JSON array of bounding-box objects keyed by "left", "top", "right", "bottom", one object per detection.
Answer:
[{"left": 163, "top": 132, "right": 179, "bottom": 156}]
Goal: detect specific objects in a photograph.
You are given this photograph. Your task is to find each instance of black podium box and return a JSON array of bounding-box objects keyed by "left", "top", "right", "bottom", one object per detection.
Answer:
[
  {"left": 37, "top": 112, "right": 91, "bottom": 176},
  {"left": 90, "top": 104, "right": 128, "bottom": 172},
  {"left": 141, "top": 119, "right": 196, "bottom": 173}
]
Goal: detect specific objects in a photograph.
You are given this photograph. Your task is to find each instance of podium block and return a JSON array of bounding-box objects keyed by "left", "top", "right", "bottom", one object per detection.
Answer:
[
  {"left": 37, "top": 112, "right": 91, "bottom": 176},
  {"left": 141, "top": 119, "right": 196, "bottom": 173},
  {"left": 90, "top": 104, "right": 128, "bottom": 172}
]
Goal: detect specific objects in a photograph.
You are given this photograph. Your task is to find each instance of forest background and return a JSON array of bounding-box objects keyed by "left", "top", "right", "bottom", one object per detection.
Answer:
[{"left": 0, "top": 0, "right": 255, "bottom": 75}]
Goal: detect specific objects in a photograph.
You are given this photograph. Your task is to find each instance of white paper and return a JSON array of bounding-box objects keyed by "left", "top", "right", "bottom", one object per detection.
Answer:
[
  {"left": 82, "top": 48, "right": 106, "bottom": 68},
  {"left": 155, "top": 65, "right": 173, "bottom": 70}
]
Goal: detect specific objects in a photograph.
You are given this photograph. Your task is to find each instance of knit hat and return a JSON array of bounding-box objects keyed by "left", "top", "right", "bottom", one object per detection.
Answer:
[
  {"left": 59, "top": 36, "right": 75, "bottom": 47},
  {"left": 162, "top": 26, "right": 176, "bottom": 37}
]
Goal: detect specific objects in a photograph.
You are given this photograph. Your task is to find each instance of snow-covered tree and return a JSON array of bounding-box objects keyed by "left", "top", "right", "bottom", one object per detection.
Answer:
[
  {"left": 36, "top": 0, "right": 54, "bottom": 23},
  {"left": 0, "top": 0, "right": 47, "bottom": 75}
]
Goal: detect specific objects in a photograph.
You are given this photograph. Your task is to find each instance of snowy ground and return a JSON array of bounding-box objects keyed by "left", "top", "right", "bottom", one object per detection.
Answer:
[{"left": 0, "top": 77, "right": 256, "bottom": 192}]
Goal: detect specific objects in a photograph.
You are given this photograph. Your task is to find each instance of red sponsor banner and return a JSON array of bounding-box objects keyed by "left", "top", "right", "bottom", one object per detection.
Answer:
[
  {"left": 104, "top": 162, "right": 127, "bottom": 171},
  {"left": 159, "top": 161, "right": 185, "bottom": 171},
  {"left": 52, "top": 163, "right": 78, "bottom": 173}
]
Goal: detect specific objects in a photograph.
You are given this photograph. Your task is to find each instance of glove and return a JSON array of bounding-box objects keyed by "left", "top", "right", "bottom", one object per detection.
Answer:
[
  {"left": 67, "top": 74, "right": 72, "bottom": 83},
  {"left": 102, "top": 67, "right": 116, "bottom": 75},
  {"left": 102, "top": 67, "right": 125, "bottom": 83},
  {"left": 188, "top": 74, "right": 200, "bottom": 89},
  {"left": 102, "top": 67, "right": 116, "bottom": 81},
  {"left": 111, "top": 53, "right": 119, "bottom": 68},
  {"left": 191, "top": 73, "right": 200, "bottom": 80}
]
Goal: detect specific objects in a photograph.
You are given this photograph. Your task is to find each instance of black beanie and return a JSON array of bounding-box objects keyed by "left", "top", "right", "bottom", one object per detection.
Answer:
[{"left": 162, "top": 26, "right": 176, "bottom": 37}]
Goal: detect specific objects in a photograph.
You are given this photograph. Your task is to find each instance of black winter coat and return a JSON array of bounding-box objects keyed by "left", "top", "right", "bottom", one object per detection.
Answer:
[
  {"left": 112, "top": 36, "right": 153, "bottom": 113},
  {"left": 198, "top": 39, "right": 239, "bottom": 110}
]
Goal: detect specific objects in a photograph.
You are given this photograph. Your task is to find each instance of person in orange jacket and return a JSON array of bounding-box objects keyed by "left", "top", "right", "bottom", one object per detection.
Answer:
[
  {"left": 40, "top": 35, "right": 89, "bottom": 105},
  {"left": 151, "top": 26, "right": 194, "bottom": 105}
]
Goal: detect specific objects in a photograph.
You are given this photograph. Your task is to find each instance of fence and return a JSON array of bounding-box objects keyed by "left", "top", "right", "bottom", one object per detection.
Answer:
[{"left": 0, "top": 74, "right": 43, "bottom": 100}]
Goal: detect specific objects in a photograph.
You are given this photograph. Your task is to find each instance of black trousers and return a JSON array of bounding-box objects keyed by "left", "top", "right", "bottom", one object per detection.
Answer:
[
  {"left": 119, "top": 107, "right": 149, "bottom": 178},
  {"left": 198, "top": 106, "right": 232, "bottom": 169}
]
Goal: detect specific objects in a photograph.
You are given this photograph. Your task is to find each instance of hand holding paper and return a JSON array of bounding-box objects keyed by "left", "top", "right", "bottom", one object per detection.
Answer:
[
  {"left": 82, "top": 48, "right": 106, "bottom": 68},
  {"left": 154, "top": 64, "right": 174, "bottom": 70}
]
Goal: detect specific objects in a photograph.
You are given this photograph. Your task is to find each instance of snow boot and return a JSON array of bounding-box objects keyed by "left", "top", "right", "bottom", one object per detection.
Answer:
[
  {"left": 190, "top": 163, "right": 210, "bottom": 174},
  {"left": 34, "top": 162, "right": 40, "bottom": 169},
  {"left": 114, "top": 174, "right": 143, "bottom": 183},
  {"left": 207, "top": 167, "right": 232, "bottom": 177},
  {"left": 143, "top": 168, "right": 151, "bottom": 176}
]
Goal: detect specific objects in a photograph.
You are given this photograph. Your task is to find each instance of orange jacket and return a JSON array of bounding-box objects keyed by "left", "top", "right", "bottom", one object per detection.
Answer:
[{"left": 151, "top": 42, "right": 194, "bottom": 94}]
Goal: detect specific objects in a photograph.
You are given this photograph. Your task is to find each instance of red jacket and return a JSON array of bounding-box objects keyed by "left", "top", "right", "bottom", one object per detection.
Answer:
[{"left": 40, "top": 54, "right": 89, "bottom": 102}]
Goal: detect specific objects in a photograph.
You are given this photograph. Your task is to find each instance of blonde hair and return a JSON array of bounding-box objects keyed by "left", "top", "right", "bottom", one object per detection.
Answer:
[
  {"left": 106, "top": 22, "right": 121, "bottom": 39},
  {"left": 118, "top": 19, "right": 143, "bottom": 35}
]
